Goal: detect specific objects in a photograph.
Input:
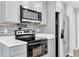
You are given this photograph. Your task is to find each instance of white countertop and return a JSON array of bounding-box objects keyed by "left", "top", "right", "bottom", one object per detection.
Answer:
[
  {"left": 35, "top": 33, "right": 55, "bottom": 39},
  {"left": 0, "top": 34, "right": 55, "bottom": 47},
  {"left": 0, "top": 36, "right": 27, "bottom": 47}
]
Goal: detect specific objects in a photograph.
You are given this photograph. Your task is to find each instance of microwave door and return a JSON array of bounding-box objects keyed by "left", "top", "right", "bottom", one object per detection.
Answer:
[
  {"left": 20, "top": 5, "right": 42, "bottom": 22},
  {"left": 23, "top": 10, "right": 39, "bottom": 20}
]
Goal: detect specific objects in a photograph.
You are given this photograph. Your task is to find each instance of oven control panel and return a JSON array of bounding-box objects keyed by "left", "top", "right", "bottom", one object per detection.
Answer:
[{"left": 15, "top": 30, "right": 35, "bottom": 35}]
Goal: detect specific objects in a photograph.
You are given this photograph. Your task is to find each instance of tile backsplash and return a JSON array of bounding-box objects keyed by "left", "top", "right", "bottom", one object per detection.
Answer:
[
  {"left": 26, "top": 23, "right": 45, "bottom": 33},
  {"left": 0, "top": 22, "right": 47, "bottom": 36},
  {"left": 0, "top": 26, "right": 18, "bottom": 36}
]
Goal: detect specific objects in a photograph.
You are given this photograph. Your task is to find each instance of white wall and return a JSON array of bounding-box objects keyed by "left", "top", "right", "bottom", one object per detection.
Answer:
[
  {"left": 66, "top": 4, "right": 76, "bottom": 53},
  {"left": 75, "top": 10, "right": 79, "bottom": 48}
]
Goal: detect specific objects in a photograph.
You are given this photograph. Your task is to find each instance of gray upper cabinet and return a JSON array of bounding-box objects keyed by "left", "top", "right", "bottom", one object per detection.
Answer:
[{"left": 5, "top": 1, "right": 20, "bottom": 23}]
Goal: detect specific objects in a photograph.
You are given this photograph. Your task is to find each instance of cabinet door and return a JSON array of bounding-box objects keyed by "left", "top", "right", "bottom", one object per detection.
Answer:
[
  {"left": 0, "top": 1, "right": 5, "bottom": 22},
  {"left": 32, "top": 1, "right": 42, "bottom": 12},
  {"left": 5, "top": 1, "right": 20, "bottom": 23},
  {"left": 41, "top": 2, "right": 47, "bottom": 25},
  {"left": 9, "top": 45, "right": 26, "bottom": 56},
  {"left": 14, "top": 53, "right": 26, "bottom": 57},
  {"left": 21, "top": 1, "right": 42, "bottom": 12},
  {"left": 20, "top": 1, "right": 33, "bottom": 10}
]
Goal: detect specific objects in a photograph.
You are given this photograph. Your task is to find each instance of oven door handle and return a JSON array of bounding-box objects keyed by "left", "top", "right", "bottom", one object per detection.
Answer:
[
  {"left": 28, "top": 42, "right": 41, "bottom": 46},
  {"left": 28, "top": 41, "right": 47, "bottom": 46},
  {"left": 18, "top": 35, "right": 33, "bottom": 38}
]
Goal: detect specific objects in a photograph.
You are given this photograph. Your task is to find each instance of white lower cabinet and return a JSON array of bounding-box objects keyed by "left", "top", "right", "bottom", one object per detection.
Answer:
[
  {"left": 9, "top": 45, "right": 26, "bottom": 56},
  {"left": 42, "top": 39, "right": 55, "bottom": 57},
  {"left": 14, "top": 53, "right": 26, "bottom": 57},
  {"left": 1, "top": 44, "right": 27, "bottom": 57},
  {"left": 47, "top": 39, "right": 55, "bottom": 57}
]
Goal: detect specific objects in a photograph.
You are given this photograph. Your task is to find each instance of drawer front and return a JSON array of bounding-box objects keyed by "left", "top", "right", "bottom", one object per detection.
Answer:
[
  {"left": 9, "top": 44, "right": 26, "bottom": 56},
  {"left": 14, "top": 53, "right": 26, "bottom": 57}
]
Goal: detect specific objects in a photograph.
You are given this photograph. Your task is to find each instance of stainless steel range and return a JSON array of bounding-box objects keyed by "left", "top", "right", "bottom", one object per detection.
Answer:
[{"left": 15, "top": 29, "right": 48, "bottom": 57}]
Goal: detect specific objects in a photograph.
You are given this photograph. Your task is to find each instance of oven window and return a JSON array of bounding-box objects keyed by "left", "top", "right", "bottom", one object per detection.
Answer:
[
  {"left": 33, "top": 46, "right": 42, "bottom": 57},
  {"left": 27, "top": 39, "right": 48, "bottom": 57}
]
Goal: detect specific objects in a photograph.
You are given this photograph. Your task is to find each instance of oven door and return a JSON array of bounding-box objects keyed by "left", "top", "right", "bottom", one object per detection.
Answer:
[{"left": 27, "top": 39, "right": 48, "bottom": 57}]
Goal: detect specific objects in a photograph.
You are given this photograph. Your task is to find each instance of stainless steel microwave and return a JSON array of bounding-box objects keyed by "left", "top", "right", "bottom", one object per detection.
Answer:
[{"left": 20, "top": 5, "right": 42, "bottom": 23}]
